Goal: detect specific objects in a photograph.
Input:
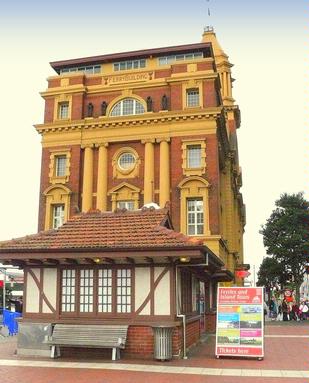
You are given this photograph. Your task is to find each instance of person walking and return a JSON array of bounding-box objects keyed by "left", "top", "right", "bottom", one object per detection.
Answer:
[{"left": 282, "top": 298, "right": 289, "bottom": 321}]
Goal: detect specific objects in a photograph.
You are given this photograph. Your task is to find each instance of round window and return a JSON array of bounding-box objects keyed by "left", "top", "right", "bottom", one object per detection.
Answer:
[{"left": 118, "top": 152, "right": 136, "bottom": 171}]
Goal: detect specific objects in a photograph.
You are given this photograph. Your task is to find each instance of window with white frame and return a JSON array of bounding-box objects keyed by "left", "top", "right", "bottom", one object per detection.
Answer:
[
  {"left": 55, "top": 155, "right": 67, "bottom": 177},
  {"left": 186, "top": 89, "right": 200, "bottom": 107},
  {"left": 60, "top": 65, "right": 101, "bottom": 75},
  {"left": 117, "top": 269, "right": 131, "bottom": 313},
  {"left": 118, "top": 152, "right": 136, "bottom": 171},
  {"left": 117, "top": 201, "right": 135, "bottom": 210},
  {"left": 187, "top": 199, "right": 204, "bottom": 235},
  {"left": 60, "top": 268, "right": 132, "bottom": 316},
  {"left": 187, "top": 145, "right": 201, "bottom": 168},
  {"left": 110, "top": 98, "right": 145, "bottom": 117},
  {"left": 61, "top": 269, "right": 76, "bottom": 312},
  {"left": 80, "top": 269, "right": 94, "bottom": 313},
  {"left": 98, "top": 269, "right": 112, "bottom": 313},
  {"left": 113, "top": 59, "right": 146, "bottom": 71},
  {"left": 158, "top": 52, "right": 203, "bottom": 66},
  {"left": 58, "top": 102, "right": 69, "bottom": 119},
  {"left": 52, "top": 204, "right": 65, "bottom": 229}
]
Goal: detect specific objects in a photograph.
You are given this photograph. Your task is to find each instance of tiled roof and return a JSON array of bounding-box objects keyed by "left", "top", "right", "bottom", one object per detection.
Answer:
[{"left": 0, "top": 208, "right": 203, "bottom": 252}]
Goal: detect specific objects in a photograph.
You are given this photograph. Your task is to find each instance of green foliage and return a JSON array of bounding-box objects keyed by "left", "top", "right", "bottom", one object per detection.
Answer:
[
  {"left": 257, "top": 257, "right": 286, "bottom": 287},
  {"left": 260, "top": 192, "right": 309, "bottom": 288}
]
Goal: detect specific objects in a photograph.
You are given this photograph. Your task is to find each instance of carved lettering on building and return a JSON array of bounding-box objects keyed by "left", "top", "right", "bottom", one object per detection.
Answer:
[{"left": 105, "top": 72, "right": 151, "bottom": 85}]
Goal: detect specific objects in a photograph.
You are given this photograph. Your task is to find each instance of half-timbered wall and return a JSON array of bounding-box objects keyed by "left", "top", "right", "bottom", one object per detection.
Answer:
[{"left": 24, "top": 265, "right": 173, "bottom": 320}]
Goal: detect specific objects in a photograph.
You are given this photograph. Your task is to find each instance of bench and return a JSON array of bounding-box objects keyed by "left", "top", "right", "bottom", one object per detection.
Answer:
[{"left": 44, "top": 324, "right": 128, "bottom": 361}]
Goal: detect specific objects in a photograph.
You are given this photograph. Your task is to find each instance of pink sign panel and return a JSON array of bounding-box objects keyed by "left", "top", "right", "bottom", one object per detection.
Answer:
[
  {"left": 216, "top": 287, "right": 264, "bottom": 359},
  {"left": 240, "top": 330, "right": 262, "bottom": 338},
  {"left": 218, "top": 288, "right": 263, "bottom": 305}
]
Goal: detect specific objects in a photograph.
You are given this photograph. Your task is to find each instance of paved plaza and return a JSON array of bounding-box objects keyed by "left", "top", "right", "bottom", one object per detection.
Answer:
[{"left": 0, "top": 322, "right": 308, "bottom": 382}]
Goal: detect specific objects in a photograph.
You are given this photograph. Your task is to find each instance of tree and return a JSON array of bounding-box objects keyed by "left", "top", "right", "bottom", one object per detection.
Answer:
[
  {"left": 260, "top": 193, "right": 309, "bottom": 293},
  {"left": 257, "top": 257, "right": 286, "bottom": 289}
]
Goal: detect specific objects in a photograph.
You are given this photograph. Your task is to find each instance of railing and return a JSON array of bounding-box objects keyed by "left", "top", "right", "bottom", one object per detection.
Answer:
[{"left": 2, "top": 310, "right": 21, "bottom": 335}]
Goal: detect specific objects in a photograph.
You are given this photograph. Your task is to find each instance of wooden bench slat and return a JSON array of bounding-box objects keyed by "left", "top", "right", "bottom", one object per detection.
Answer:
[{"left": 44, "top": 324, "right": 129, "bottom": 360}]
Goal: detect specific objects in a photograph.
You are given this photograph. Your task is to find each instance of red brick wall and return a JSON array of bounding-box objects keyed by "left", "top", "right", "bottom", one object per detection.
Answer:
[
  {"left": 172, "top": 64, "right": 187, "bottom": 74},
  {"left": 154, "top": 69, "right": 171, "bottom": 79},
  {"left": 169, "top": 134, "right": 220, "bottom": 235},
  {"left": 48, "top": 78, "right": 61, "bottom": 88},
  {"left": 38, "top": 145, "right": 82, "bottom": 231},
  {"left": 60, "top": 323, "right": 201, "bottom": 360},
  {"left": 135, "top": 87, "right": 170, "bottom": 113},
  {"left": 186, "top": 319, "right": 201, "bottom": 348},
  {"left": 123, "top": 321, "right": 200, "bottom": 359},
  {"left": 197, "top": 62, "right": 213, "bottom": 71},
  {"left": 205, "top": 312, "right": 216, "bottom": 333},
  {"left": 72, "top": 94, "right": 84, "bottom": 120},
  {"left": 69, "top": 75, "right": 84, "bottom": 86},
  {"left": 203, "top": 80, "right": 218, "bottom": 108},
  {"left": 44, "top": 98, "right": 55, "bottom": 123},
  {"left": 83, "top": 92, "right": 122, "bottom": 119},
  {"left": 170, "top": 84, "right": 182, "bottom": 110}
]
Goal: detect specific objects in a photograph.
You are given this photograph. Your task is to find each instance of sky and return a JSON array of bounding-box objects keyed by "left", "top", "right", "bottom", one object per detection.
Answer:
[{"left": 0, "top": 0, "right": 307, "bottom": 283}]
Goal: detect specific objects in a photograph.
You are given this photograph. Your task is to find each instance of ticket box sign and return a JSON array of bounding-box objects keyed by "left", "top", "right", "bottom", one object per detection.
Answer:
[{"left": 215, "top": 287, "right": 264, "bottom": 359}]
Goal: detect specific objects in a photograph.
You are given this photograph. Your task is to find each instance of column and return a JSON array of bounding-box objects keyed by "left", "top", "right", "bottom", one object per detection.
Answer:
[
  {"left": 223, "top": 72, "right": 228, "bottom": 98},
  {"left": 82, "top": 145, "right": 94, "bottom": 212},
  {"left": 158, "top": 138, "right": 170, "bottom": 208},
  {"left": 220, "top": 72, "right": 224, "bottom": 96},
  {"left": 96, "top": 143, "right": 108, "bottom": 211},
  {"left": 227, "top": 72, "right": 232, "bottom": 97},
  {"left": 143, "top": 140, "right": 155, "bottom": 205}
]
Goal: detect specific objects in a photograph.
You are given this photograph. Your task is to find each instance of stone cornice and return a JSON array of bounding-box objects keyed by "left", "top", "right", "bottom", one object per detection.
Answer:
[{"left": 34, "top": 108, "right": 223, "bottom": 135}]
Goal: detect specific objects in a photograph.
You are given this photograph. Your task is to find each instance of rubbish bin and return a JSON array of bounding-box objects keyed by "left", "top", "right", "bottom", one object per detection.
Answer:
[{"left": 152, "top": 326, "right": 174, "bottom": 361}]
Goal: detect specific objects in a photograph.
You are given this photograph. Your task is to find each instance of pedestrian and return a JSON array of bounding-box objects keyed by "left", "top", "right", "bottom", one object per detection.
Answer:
[
  {"left": 276, "top": 300, "right": 283, "bottom": 321},
  {"left": 282, "top": 298, "right": 289, "bottom": 321},
  {"left": 292, "top": 302, "right": 300, "bottom": 321},
  {"left": 269, "top": 297, "right": 277, "bottom": 320}
]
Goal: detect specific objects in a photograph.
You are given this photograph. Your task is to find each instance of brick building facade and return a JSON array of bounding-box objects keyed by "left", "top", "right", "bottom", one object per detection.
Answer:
[{"left": 0, "top": 29, "right": 246, "bottom": 359}]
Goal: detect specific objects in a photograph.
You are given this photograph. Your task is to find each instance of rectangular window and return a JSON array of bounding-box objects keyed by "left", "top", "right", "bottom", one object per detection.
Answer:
[
  {"left": 52, "top": 204, "right": 65, "bottom": 229},
  {"left": 61, "top": 269, "right": 75, "bottom": 312},
  {"left": 187, "top": 145, "right": 201, "bottom": 168},
  {"left": 187, "top": 199, "right": 204, "bottom": 235},
  {"left": 113, "top": 59, "right": 147, "bottom": 71},
  {"left": 117, "top": 269, "right": 131, "bottom": 313},
  {"left": 58, "top": 102, "right": 69, "bottom": 119},
  {"left": 98, "top": 269, "right": 112, "bottom": 313},
  {"left": 55, "top": 155, "right": 66, "bottom": 177},
  {"left": 79, "top": 269, "right": 94, "bottom": 313},
  {"left": 60, "top": 65, "right": 101, "bottom": 74},
  {"left": 158, "top": 52, "right": 203, "bottom": 65},
  {"left": 186, "top": 89, "right": 199, "bottom": 107},
  {"left": 60, "top": 268, "right": 132, "bottom": 316},
  {"left": 116, "top": 201, "right": 135, "bottom": 210}
]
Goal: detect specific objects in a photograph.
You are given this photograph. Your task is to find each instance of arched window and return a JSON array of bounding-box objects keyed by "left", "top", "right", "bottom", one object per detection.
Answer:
[{"left": 110, "top": 98, "right": 145, "bottom": 117}]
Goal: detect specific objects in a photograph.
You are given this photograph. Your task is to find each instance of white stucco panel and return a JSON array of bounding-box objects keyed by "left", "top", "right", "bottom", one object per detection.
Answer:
[
  {"left": 154, "top": 267, "right": 170, "bottom": 315},
  {"left": 25, "top": 269, "right": 40, "bottom": 313},
  {"left": 42, "top": 268, "right": 57, "bottom": 313},
  {"left": 135, "top": 267, "right": 150, "bottom": 315}
]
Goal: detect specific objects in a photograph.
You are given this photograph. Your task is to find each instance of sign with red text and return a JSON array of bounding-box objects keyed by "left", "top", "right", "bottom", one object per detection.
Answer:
[{"left": 215, "top": 287, "right": 264, "bottom": 359}]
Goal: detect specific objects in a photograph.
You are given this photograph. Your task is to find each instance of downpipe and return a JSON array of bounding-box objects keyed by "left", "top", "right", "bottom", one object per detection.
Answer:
[{"left": 175, "top": 265, "right": 187, "bottom": 359}]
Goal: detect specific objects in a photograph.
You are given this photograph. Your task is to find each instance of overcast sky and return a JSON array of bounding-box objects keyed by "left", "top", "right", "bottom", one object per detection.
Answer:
[{"left": 0, "top": 0, "right": 307, "bottom": 282}]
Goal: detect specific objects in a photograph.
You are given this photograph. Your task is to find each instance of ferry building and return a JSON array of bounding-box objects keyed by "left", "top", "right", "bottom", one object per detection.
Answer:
[{"left": 0, "top": 28, "right": 246, "bottom": 359}]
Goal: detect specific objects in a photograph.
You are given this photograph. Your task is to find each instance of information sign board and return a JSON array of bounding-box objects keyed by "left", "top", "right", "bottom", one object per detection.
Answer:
[{"left": 215, "top": 287, "right": 264, "bottom": 359}]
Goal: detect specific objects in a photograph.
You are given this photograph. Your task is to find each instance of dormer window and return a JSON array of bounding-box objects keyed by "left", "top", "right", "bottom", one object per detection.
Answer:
[{"left": 110, "top": 98, "right": 145, "bottom": 117}]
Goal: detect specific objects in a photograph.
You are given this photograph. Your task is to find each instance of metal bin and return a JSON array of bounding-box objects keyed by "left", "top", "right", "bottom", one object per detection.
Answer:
[{"left": 152, "top": 326, "right": 173, "bottom": 361}]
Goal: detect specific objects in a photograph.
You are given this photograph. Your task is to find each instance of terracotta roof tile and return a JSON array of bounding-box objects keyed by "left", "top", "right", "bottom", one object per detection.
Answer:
[{"left": 0, "top": 208, "right": 203, "bottom": 252}]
